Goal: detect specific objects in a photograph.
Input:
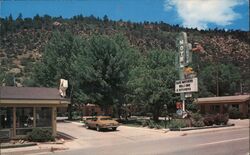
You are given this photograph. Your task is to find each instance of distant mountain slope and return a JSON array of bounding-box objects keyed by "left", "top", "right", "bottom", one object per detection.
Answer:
[{"left": 0, "top": 15, "right": 249, "bottom": 90}]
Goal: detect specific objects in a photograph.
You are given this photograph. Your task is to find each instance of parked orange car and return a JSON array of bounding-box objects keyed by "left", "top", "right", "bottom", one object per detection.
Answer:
[{"left": 85, "top": 116, "right": 119, "bottom": 131}]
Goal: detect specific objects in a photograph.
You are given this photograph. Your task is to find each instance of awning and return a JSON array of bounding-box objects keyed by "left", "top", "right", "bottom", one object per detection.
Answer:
[{"left": 195, "top": 95, "right": 250, "bottom": 104}]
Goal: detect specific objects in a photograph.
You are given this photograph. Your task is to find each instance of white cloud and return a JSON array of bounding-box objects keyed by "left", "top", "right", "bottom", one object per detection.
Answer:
[{"left": 164, "top": 0, "right": 246, "bottom": 29}]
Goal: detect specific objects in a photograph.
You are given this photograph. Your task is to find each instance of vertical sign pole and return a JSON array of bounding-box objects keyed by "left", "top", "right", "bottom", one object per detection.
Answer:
[{"left": 177, "top": 32, "right": 190, "bottom": 118}]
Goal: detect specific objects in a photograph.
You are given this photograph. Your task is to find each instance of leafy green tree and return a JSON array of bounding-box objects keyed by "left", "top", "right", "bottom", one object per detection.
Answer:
[
  {"left": 32, "top": 31, "right": 139, "bottom": 117},
  {"left": 0, "top": 68, "right": 6, "bottom": 86},
  {"left": 16, "top": 13, "right": 23, "bottom": 29},
  {"left": 32, "top": 31, "right": 86, "bottom": 119},
  {"left": 128, "top": 50, "right": 178, "bottom": 121},
  {"left": 199, "top": 63, "right": 241, "bottom": 96},
  {"left": 4, "top": 73, "right": 15, "bottom": 86},
  {"left": 33, "top": 14, "right": 42, "bottom": 29},
  {"left": 32, "top": 31, "right": 85, "bottom": 87},
  {"left": 73, "top": 34, "right": 139, "bottom": 115}
]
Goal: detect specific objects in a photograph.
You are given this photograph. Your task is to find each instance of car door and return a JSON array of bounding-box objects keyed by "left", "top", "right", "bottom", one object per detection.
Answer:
[{"left": 88, "top": 117, "right": 97, "bottom": 128}]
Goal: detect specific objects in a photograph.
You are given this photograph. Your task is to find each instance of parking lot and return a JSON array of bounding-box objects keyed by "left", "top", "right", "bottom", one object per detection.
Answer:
[{"left": 57, "top": 121, "right": 171, "bottom": 149}]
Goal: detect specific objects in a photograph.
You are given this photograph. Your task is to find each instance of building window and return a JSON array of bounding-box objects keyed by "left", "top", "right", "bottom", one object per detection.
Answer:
[
  {"left": 210, "top": 105, "right": 220, "bottom": 113},
  {"left": 16, "top": 107, "right": 33, "bottom": 128},
  {"left": 36, "top": 107, "right": 52, "bottom": 127},
  {"left": 232, "top": 104, "right": 239, "bottom": 109},
  {"left": 16, "top": 107, "right": 33, "bottom": 135},
  {"left": 0, "top": 107, "right": 13, "bottom": 129}
]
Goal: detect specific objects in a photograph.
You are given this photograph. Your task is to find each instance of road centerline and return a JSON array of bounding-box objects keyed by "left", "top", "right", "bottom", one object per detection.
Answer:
[{"left": 198, "top": 137, "right": 249, "bottom": 146}]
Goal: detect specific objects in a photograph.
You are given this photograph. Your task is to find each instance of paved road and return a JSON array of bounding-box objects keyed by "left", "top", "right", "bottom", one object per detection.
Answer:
[
  {"left": 43, "top": 122, "right": 249, "bottom": 155},
  {"left": 56, "top": 122, "right": 173, "bottom": 149}
]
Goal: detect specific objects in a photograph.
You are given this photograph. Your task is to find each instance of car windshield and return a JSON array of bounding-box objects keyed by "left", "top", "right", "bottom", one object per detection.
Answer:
[{"left": 100, "top": 118, "right": 112, "bottom": 120}]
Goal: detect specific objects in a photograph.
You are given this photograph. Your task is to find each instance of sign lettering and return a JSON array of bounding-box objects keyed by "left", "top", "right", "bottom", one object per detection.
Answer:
[{"left": 175, "top": 78, "right": 198, "bottom": 93}]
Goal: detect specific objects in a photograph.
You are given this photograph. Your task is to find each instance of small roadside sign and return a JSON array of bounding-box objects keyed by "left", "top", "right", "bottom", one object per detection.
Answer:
[{"left": 176, "top": 109, "right": 183, "bottom": 116}]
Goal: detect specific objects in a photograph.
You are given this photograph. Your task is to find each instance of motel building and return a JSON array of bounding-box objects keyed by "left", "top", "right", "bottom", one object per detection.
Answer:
[
  {"left": 196, "top": 95, "right": 250, "bottom": 117},
  {"left": 0, "top": 86, "right": 70, "bottom": 139}
]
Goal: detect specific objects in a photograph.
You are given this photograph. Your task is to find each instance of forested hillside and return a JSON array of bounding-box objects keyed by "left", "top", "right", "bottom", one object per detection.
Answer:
[{"left": 0, "top": 14, "right": 249, "bottom": 95}]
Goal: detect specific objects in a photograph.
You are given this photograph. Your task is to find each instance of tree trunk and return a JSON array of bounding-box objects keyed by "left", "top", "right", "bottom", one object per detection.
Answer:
[
  {"left": 152, "top": 114, "right": 159, "bottom": 121},
  {"left": 152, "top": 108, "right": 160, "bottom": 122}
]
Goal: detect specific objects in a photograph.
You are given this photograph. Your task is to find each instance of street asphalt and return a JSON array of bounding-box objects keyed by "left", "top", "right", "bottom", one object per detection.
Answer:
[{"left": 40, "top": 121, "right": 249, "bottom": 155}]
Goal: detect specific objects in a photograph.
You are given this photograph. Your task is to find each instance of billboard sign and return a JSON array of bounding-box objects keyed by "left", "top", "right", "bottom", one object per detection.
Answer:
[{"left": 175, "top": 78, "right": 198, "bottom": 93}]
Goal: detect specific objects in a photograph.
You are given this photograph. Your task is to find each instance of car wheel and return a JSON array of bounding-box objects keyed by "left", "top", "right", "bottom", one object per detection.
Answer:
[
  {"left": 96, "top": 125, "right": 101, "bottom": 131},
  {"left": 86, "top": 125, "right": 89, "bottom": 129},
  {"left": 112, "top": 127, "right": 117, "bottom": 131}
]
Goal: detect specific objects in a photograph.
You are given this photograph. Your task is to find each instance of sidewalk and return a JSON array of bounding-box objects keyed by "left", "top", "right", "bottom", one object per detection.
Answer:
[{"left": 0, "top": 142, "right": 68, "bottom": 155}]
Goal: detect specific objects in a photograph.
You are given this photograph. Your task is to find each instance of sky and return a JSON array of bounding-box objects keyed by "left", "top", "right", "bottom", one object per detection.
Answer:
[{"left": 0, "top": 0, "right": 249, "bottom": 31}]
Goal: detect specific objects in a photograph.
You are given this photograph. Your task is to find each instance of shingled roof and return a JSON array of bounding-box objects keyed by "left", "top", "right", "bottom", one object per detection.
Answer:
[
  {"left": 196, "top": 95, "right": 250, "bottom": 104},
  {"left": 0, "top": 86, "right": 67, "bottom": 100}
]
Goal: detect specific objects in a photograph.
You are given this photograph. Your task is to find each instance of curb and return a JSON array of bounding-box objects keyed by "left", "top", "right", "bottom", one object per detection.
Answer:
[
  {"left": 120, "top": 125, "right": 169, "bottom": 133},
  {"left": 1, "top": 146, "right": 68, "bottom": 155},
  {"left": 177, "top": 126, "right": 249, "bottom": 136},
  {"left": 169, "top": 124, "right": 235, "bottom": 131},
  {"left": 63, "top": 120, "right": 84, "bottom": 126},
  {"left": 0, "top": 143, "right": 37, "bottom": 149}
]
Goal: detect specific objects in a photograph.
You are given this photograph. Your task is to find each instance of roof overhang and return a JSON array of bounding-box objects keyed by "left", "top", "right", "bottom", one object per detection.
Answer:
[
  {"left": 0, "top": 99, "right": 70, "bottom": 107},
  {"left": 195, "top": 95, "right": 250, "bottom": 105}
]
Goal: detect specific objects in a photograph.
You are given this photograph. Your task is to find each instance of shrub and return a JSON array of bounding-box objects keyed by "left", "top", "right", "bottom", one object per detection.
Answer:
[
  {"left": 193, "top": 120, "right": 204, "bottom": 127},
  {"left": 142, "top": 120, "right": 149, "bottom": 127},
  {"left": 203, "top": 114, "right": 229, "bottom": 126},
  {"left": 214, "top": 114, "right": 229, "bottom": 125},
  {"left": 203, "top": 115, "right": 214, "bottom": 126},
  {"left": 168, "top": 119, "right": 187, "bottom": 128},
  {"left": 190, "top": 112, "right": 204, "bottom": 127},
  {"left": 27, "top": 128, "right": 54, "bottom": 142},
  {"left": 229, "top": 107, "right": 242, "bottom": 119},
  {"left": 154, "top": 124, "right": 162, "bottom": 129},
  {"left": 148, "top": 120, "right": 155, "bottom": 128}
]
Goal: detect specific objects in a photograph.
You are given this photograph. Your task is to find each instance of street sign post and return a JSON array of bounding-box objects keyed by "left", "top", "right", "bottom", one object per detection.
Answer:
[{"left": 175, "top": 32, "right": 200, "bottom": 118}]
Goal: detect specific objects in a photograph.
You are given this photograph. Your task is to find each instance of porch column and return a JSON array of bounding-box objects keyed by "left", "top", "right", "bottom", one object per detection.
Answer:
[
  {"left": 33, "top": 107, "right": 36, "bottom": 127},
  {"left": 220, "top": 105, "right": 223, "bottom": 114},
  {"left": 204, "top": 105, "right": 210, "bottom": 114},
  {"left": 13, "top": 107, "right": 16, "bottom": 137},
  {"left": 52, "top": 107, "right": 57, "bottom": 136},
  {"left": 241, "top": 103, "right": 247, "bottom": 117}
]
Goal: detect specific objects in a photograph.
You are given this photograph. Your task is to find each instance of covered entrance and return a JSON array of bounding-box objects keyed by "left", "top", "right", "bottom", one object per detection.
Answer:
[{"left": 0, "top": 86, "right": 70, "bottom": 139}]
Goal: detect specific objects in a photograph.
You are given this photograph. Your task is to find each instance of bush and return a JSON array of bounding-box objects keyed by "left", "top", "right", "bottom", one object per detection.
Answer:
[
  {"left": 190, "top": 112, "right": 204, "bottom": 127},
  {"left": 229, "top": 107, "right": 242, "bottom": 119},
  {"left": 203, "top": 115, "right": 214, "bottom": 126},
  {"left": 142, "top": 120, "right": 149, "bottom": 127},
  {"left": 214, "top": 114, "right": 229, "bottom": 125},
  {"left": 148, "top": 120, "right": 155, "bottom": 128},
  {"left": 168, "top": 119, "right": 187, "bottom": 128},
  {"left": 154, "top": 124, "right": 162, "bottom": 129},
  {"left": 27, "top": 128, "right": 54, "bottom": 142},
  {"left": 203, "top": 114, "right": 229, "bottom": 126},
  {"left": 193, "top": 120, "right": 205, "bottom": 127}
]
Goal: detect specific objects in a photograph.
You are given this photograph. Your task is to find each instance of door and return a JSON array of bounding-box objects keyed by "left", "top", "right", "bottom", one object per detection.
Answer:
[
  {"left": 0, "top": 107, "right": 13, "bottom": 139},
  {"left": 87, "top": 118, "right": 97, "bottom": 128}
]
